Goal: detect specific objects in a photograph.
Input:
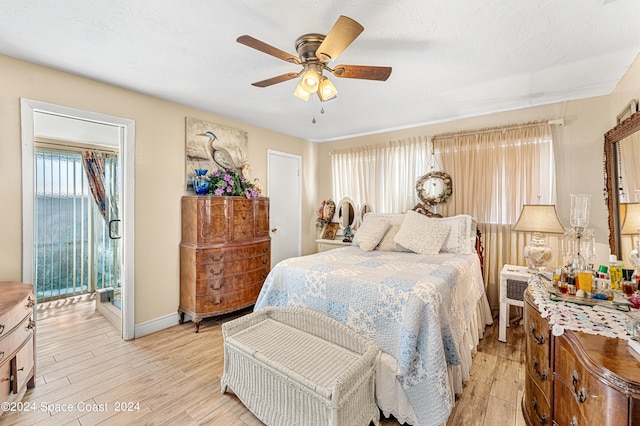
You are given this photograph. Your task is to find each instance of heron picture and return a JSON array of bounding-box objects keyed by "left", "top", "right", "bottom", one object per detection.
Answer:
[{"left": 185, "top": 117, "right": 248, "bottom": 189}]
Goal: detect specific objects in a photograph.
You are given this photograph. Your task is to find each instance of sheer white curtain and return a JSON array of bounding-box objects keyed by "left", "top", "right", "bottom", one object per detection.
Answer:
[
  {"left": 331, "top": 137, "right": 431, "bottom": 213},
  {"left": 433, "top": 122, "right": 556, "bottom": 310}
]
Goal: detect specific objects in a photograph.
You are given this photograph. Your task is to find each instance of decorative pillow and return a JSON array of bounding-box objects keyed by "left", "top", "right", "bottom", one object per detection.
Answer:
[
  {"left": 352, "top": 216, "right": 390, "bottom": 252},
  {"left": 360, "top": 213, "right": 410, "bottom": 252},
  {"left": 434, "top": 214, "right": 473, "bottom": 254},
  {"left": 393, "top": 210, "right": 451, "bottom": 255}
]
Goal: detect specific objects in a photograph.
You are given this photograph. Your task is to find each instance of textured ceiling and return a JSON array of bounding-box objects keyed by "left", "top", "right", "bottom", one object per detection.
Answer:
[{"left": 1, "top": 0, "right": 639, "bottom": 142}]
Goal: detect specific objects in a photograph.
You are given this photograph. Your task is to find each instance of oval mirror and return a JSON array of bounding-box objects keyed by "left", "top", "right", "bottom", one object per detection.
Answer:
[
  {"left": 416, "top": 171, "right": 453, "bottom": 205},
  {"left": 359, "top": 202, "right": 374, "bottom": 222},
  {"left": 337, "top": 197, "right": 356, "bottom": 228}
]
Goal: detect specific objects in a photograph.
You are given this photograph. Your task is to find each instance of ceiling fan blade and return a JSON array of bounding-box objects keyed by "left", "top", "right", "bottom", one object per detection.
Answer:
[
  {"left": 316, "top": 16, "right": 364, "bottom": 62},
  {"left": 237, "top": 35, "right": 300, "bottom": 64},
  {"left": 332, "top": 65, "right": 392, "bottom": 81},
  {"left": 251, "top": 72, "right": 301, "bottom": 88}
]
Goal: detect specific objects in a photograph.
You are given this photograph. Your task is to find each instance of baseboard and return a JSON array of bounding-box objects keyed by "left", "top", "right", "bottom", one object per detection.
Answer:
[{"left": 134, "top": 311, "right": 181, "bottom": 338}]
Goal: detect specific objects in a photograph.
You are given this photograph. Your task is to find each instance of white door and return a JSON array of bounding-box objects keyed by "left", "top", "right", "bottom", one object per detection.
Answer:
[{"left": 268, "top": 150, "right": 302, "bottom": 267}]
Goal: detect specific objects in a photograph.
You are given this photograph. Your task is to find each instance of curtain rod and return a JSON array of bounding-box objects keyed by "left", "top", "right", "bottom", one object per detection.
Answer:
[{"left": 431, "top": 119, "right": 563, "bottom": 141}]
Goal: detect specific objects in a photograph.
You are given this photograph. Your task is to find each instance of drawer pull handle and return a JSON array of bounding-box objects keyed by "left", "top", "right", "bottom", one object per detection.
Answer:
[
  {"left": 209, "top": 254, "right": 224, "bottom": 262},
  {"left": 209, "top": 268, "right": 223, "bottom": 276},
  {"left": 0, "top": 351, "right": 4, "bottom": 361},
  {"left": 570, "top": 416, "right": 579, "bottom": 426},
  {"left": 27, "top": 319, "right": 35, "bottom": 330},
  {"left": 0, "top": 324, "right": 4, "bottom": 335},
  {"left": 209, "top": 295, "right": 224, "bottom": 305},
  {"left": 262, "top": 258, "right": 268, "bottom": 264},
  {"left": 262, "top": 247, "right": 268, "bottom": 253},
  {"left": 27, "top": 297, "right": 35, "bottom": 308},
  {"left": 529, "top": 323, "right": 546, "bottom": 345},
  {"left": 531, "top": 397, "right": 548, "bottom": 424},
  {"left": 210, "top": 282, "right": 223, "bottom": 291},
  {"left": 532, "top": 357, "right": 547, "bottom": 381},
  {"left": 572, "top": 370, "right": 587, "bottom": 403}
]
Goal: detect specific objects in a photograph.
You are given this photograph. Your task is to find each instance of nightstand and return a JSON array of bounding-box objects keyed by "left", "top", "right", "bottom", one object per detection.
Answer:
[
  {"left": 499, "top": 264, "right": 531, "bottom": 343},
  {"left": 315, "top": 239, "right": 351, "bottom": 253}
]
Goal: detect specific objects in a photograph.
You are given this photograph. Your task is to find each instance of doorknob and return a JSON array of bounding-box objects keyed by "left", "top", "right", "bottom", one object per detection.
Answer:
[{"left": 271, "top": 228, "right": 278, "bottom": 232}]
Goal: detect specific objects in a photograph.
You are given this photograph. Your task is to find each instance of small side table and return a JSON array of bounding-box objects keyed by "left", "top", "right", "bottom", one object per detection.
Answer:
[
  {"left": 499, "top": 264, "right": 532, "bottom": 343},
  {"left": 315, "top": 239, "right": 351, "bottom": 253}
]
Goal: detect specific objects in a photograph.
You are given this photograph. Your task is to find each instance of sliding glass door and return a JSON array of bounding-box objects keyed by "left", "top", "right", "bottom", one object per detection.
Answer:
[{"left": 34, "top": 146, "right": 121, "bottom": 307}]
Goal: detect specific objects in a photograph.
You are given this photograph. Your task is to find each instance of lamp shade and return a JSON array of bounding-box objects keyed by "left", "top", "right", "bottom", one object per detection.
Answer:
[
  {"left": 513, "top": 204, "right": 565, "bottom": 234},
  {"left": 317, "top": 76, "right": 337, "bottom": 102},
  {"left": 300, "top": 67, "right": 320, "bottom": 93},
  {"left": 621, "top": 203, "right": 640, "bottom": 235},
  {"left": 293, "top": 81, "right": 310, "bottom": 101}
]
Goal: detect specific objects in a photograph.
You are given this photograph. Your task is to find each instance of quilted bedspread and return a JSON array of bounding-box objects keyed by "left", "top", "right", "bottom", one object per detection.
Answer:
[{"left": 254, "top": 246, "right": 487, "bottom": 426}]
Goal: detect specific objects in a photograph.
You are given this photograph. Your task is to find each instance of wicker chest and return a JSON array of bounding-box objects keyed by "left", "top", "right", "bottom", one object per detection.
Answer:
[{"left": 221, "top": 307, "right": 380, "bottom": 426}]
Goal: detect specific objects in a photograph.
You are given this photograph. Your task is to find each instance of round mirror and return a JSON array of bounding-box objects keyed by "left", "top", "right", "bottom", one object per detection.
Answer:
[
  {"left": 317, "top": 199, "right": 335, "bottom": 224},
  {"left": 337, "top": 197, "right": 356, "bottom": 228},
  {"left": 416, "top": 171, "right": 452, "bottom": 205}
]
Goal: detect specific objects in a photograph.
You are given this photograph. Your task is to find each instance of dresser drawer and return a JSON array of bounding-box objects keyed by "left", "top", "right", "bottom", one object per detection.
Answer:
[
  {"left": 523, "top": 370, "right": 551, "bottom": 426},
  {"left": 198, "top": 267, "right": 269, "bottom": 295},
  {"left": 16, "top": 335, "right": 34, "bottom": 392},
  {"left": 554, "top": 334, "right": 627, "bottom": 425},
  {"left": 195, "top": 255, "right": 270, "bottom": 281},
  {"left": 0, "top": 292, "right": 34, "bottom": 344},
  {"left": 196, "top": 282, "right": 263, "bottom": 313},
  {"left": 524, "top": 300, "right": 551, "bottom": 397},
  {"left": 196, "top": 241, "right": 270, "bottom": 264},
  {"left": 0, "top": 315, "right": 34, "bottom": 362},
  {"left": 0, "top": 357, "right": 11, "bottom": 403}
]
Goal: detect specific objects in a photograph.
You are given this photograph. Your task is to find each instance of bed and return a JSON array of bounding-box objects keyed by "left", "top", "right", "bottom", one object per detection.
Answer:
[{"left": 254, "top": 210, "right": 493, "bottom": 426}]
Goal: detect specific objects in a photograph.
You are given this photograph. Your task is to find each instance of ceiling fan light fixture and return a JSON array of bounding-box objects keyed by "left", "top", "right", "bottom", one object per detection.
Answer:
[
  {"left": 293, "top": 81, "right": 310, "bottom": 101},
  {"left": 318, "top": 76, "right": 337, "bottom": 102},
  {"left": 300, "top": 64, "right": 321, "bottom": 93}
]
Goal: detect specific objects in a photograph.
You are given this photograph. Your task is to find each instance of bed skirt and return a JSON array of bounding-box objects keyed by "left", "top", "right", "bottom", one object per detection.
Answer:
[{"left": 376, "top": 292, "right": 493, "bottom": 425}]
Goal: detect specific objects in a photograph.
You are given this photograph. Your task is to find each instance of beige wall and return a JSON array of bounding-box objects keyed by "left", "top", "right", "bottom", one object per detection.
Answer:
[
  {"left": 317, "top": 53, "right": 640, "bottom": 248},
  {"left": 0, "top": 54, "right": 317, "bottom": 324},
  {"left": 1, "top": 51, "right": 638, "bottom": 328}
]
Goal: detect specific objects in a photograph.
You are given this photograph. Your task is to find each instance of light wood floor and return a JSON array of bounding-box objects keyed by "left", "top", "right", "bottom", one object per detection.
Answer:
[{"left": 2, "top": 296, "right": 526, "bottom": 425}]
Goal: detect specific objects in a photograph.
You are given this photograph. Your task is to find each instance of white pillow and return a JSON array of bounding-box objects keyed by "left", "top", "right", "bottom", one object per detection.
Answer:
[
  {"left": 434, "top": 214, "right": 473, "bottom": 254},
  {"left": 361, "top": 213, "right": 410, "bottom": 252},
  {"left": 393, "top": 210, "right": 451, "bottom": 255},
  {"left": 353, "top": 216, "right": 390, "bottom": 252}
]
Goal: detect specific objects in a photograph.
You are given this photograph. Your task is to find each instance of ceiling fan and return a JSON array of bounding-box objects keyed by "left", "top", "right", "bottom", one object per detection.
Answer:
[{"left": 236, "top": 15, "right": 392, "bottom": 102}]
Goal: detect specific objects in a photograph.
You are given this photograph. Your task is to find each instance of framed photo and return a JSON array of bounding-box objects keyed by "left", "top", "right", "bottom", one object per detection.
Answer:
[{"left": 322, "top": 222, "right": 339, "bottom": 240}]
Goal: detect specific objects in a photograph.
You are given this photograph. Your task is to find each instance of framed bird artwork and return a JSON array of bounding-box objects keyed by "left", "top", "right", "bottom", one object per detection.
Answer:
[{"left": 185, "top": 117, "right": 249, "bottom": 190}]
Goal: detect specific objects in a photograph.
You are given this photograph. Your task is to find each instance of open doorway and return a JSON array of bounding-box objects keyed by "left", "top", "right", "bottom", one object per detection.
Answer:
[{"left": 21, "top": 99, "right": 136, "bottom": 340}]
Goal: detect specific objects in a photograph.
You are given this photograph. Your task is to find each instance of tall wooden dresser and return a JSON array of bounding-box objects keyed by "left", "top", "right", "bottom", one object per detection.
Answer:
[
  {"left": 179, "top": 196, "right": 271, "bottom": 332},
  {"left": 0, "top": 282, "right": 35, "bottom": 412}
]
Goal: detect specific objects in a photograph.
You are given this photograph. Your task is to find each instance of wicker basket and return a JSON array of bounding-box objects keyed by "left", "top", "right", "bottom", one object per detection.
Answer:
[{"left": 221, "top": 307, "right": 380, "bottom": 426}]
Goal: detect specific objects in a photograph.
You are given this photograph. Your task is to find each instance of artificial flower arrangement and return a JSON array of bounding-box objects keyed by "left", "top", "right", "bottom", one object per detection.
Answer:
[
  {"left": 317, "top": 199, "right": 336, "bottom": 224},
  {"left": 207, "top": 168, "right": 260, "bottom": 199}
]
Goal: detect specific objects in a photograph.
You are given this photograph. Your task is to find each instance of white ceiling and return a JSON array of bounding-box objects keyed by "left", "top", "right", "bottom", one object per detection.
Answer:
[{"left": 2, "top": 0, "right": 639, "bottom": 142}]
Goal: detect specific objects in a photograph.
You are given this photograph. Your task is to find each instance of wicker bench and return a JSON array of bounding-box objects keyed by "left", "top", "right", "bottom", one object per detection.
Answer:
[{"left": 221, "top": 306, "right": 380, "bottom": 426}]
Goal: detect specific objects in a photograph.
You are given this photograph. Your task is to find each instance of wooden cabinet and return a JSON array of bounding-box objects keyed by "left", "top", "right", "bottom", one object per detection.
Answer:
[
  {"left": 523, "top": 288, "right": 640, "bottom": 426},
  {"left": 179, "top": 196, "right": 270, "bottom": 332},
  {"left": 0, "top": 282, "right": 35, "bottom": 412}
]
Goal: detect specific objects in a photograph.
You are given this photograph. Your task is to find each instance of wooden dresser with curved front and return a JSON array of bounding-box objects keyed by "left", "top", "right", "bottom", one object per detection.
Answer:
[
  {"left": 0, "top": 282, "right": 35, "bottom": 412},
  {"left": 179, "top": 196, "right": 270, "bottom": 332},
  {"left": 523, "top": 287, "right": 640, "bottom": 426}
]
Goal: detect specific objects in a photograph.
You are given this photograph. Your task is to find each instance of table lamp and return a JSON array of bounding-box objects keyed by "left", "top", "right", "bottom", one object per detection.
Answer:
[
  {"left": 621, "top": 202, "right": 640, "bottom": 270},
  {"left": 513, "top": 204, "right": 565, "bottom": 272}
]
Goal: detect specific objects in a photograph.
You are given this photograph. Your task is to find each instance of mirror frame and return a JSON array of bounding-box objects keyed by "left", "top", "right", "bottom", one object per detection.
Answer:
[
  {"left": 336, "top": 197, "right": 356, "bottom": 229},
  {"left": 604, "top": 111, "right": 640, "bottom": 257},
  {"left": 416, "top": 171, "right": 453, "bottom": 205}
]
